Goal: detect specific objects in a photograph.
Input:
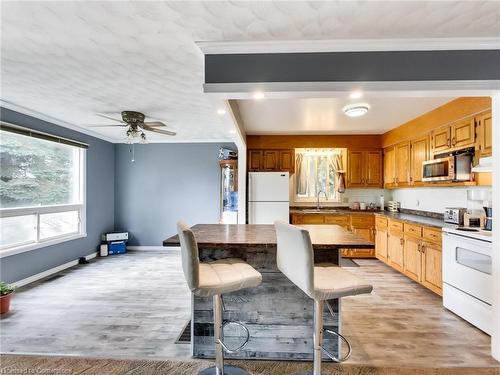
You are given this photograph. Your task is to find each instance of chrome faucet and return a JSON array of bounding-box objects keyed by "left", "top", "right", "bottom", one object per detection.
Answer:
[{"left": 316, "top": 190, "right": 328, "bottom": 210}]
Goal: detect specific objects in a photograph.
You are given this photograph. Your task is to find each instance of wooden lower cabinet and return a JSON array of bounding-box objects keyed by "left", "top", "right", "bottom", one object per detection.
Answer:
[
  {"left": 376, "top": 216, "right": 443, "bottom": 296},
  {"left": 421, "top": 241, "right": 443, "bottom": 295},
  {"left": 291, "top": 214, "right": 325, "bottom": 225},
  {"left": 375, "top": 226, "right": 388, "bottom": 262},
  {"left": 403, "top": 234, "right": 422, "bottom": 282},
  {"left": 387, "top": 229, "right": 405, "bottom": 273},
  {"left": 290, "top": 212, "right": 375, "bottom": 258}
]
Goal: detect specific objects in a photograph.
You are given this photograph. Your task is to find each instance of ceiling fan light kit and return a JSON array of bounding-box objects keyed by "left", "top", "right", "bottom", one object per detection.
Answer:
[{"left": 92, "top": 110, "right": 176, "bottom": 144}]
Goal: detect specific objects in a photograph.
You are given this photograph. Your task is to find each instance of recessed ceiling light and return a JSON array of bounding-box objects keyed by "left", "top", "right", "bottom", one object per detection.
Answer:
[
  {"left": 343, "top": 104, "right": 370, "bottom": 117},
  {"left": 217, "top": 109, "right": 226, "bottom": 115},
  {"left": 349, "top": 91, "right": 363, "bottom": 99},
  {"left": 253, "top": 92, "right": 265, "bottom": 100},
  {"left": 229, "top": 129, "right": 237, "bottom": 134}
]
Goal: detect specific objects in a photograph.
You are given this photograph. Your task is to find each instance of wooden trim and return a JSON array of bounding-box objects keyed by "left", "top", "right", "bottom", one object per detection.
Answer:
[
  {"left": 247, "top": 135, "right": 382, "bottom": 149},
  {"left": 381, "top": 97, "right": 491, "bottom": 148}
]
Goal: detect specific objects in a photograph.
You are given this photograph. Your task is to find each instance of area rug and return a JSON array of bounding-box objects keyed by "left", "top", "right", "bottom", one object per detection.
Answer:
[{"left": 1, "top": 354, "right": 498, "bottom": 375}]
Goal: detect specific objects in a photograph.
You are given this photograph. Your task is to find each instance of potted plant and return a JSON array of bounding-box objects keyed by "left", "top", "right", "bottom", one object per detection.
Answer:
[{"left": 0, "top": 281, "right": 14, "bottom": 314}]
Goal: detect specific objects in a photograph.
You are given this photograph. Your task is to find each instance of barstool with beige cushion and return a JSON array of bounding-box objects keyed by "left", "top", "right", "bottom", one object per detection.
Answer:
[
  {"left": 177, "top": 221, "right": 262, "bottom": 375},
  {"left": 274, "top": 221, "right": 373, "bottom": 375}
]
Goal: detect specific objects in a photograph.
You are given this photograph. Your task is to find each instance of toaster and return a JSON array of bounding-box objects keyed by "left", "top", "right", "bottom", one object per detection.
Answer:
[{"left": 444, "top": 208, "right": 467, "bottom": 225}]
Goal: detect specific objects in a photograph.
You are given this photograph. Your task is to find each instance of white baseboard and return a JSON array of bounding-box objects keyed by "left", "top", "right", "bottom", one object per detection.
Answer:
[
  {"left": 12, "top": 252, "right": 97, "bottom": 288},
  {"left": 127, "top": 246, "right": 178, "bottom": 251}
]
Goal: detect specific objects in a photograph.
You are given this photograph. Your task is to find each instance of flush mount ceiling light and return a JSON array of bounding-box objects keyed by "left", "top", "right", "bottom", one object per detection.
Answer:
[
  {"left": 217, "top": 108, "right": 226, "bottom": 115},
  {"left": 343, "top": 103, "right": 370, "bottom": 117}
]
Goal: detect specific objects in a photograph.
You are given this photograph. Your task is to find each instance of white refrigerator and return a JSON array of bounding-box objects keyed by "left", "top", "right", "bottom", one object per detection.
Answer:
[{"left": 248, "top": 172, "right": 290, "bottom": 224}]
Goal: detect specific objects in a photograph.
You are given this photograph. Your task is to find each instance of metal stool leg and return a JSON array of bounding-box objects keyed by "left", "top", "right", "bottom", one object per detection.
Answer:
[
  {"left": 313, "top": 300, "right": 323, "bottom": 375},
  {"left": 199, "top": 294, "right": 250, "bottom": 375},
  {"left": 298, "top": 299, "right": 351, "bottom": 375}
]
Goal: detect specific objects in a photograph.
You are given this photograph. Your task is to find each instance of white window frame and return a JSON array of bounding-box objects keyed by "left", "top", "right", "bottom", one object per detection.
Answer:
[
  {"left": 0, "top": 144, "right": 87, "bottom": 258},
  {"left": 292, "top": 148, "right": 342, "bottom": 205}
]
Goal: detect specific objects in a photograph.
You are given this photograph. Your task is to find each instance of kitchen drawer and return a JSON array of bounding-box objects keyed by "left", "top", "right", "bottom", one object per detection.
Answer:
[
  {"left": 324, "top": 215, "right": 349, "bottom": 226},
  {"left": 423, "top": 227, "right": 442, "bottom": 243},
  {"left": 404, "top": 223, "right": 422, "bottom": 237},
  {"left": 350, "top": 214, "right": 375, "bottom": 227},
  {"left": 388, "top": 220, "right": 404, "bottom": 232},
  {"left": 375, "top": 216, "right": 388, "bottom": 228}
]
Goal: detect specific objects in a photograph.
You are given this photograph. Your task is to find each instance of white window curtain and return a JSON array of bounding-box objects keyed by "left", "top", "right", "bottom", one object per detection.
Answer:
[{"left": 295, "top": 148, "right": 343, "bottom": 201}]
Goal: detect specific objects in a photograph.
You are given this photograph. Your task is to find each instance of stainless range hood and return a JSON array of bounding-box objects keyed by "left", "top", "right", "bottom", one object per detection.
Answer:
[{"left": 471, "top": 156, "right": 493, "bottom": 173}]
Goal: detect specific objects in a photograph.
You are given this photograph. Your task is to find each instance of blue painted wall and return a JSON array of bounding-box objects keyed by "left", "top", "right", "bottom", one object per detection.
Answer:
[
  {"left": 0, "top": 108, "right": 115, "bottom": 283},
  {"left": 114, "top": 143, "right": 235, "bottom": 246}
]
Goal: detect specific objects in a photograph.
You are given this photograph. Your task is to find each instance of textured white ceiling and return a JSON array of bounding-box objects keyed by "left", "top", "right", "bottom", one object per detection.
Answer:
[
  {"left": 1, "top": 2, "right": 500, "bottom": 142},
  {"left": 238, "top": 97, "right": 455, "bottom": 135}
]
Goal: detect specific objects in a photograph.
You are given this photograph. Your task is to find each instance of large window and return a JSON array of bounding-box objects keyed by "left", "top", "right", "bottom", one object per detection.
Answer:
[
  {"left": 294, "top": 148, "right": 344, "bottom": 203},
  {"left": 0, "top": 125, "right": 86, "bottom": 254}
]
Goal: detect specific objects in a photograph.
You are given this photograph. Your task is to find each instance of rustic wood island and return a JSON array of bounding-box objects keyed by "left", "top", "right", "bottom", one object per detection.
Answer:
[{"left": 163, "top": 224, "right": 372, "bottom": 361}]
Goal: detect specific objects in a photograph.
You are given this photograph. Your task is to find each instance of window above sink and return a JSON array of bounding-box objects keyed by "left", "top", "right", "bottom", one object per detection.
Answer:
[{"left": 293, "top": 148, "right": 346, "bottom": 204}]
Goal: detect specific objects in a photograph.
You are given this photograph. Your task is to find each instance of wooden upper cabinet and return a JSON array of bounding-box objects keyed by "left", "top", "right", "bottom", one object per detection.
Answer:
[
  {"left": 410, "top": 136, "right": 429, "bottom": 185},
  {"left": 263, "top": 151, "right": 278, "bottom": 170},
  {"left": 451, "top": 118, "right": 476, "bottom": 149},
  {"left": 365, "top": 151, "right": 383, "bottom": 187},
  {"left": 478, "top": 112, "right": 492, "bottom": 157},
  {"left": 279, "top": 150, "right": 295, "bottom": 173},
  {"left": 395, "top": 142, "right": 410, "bottom": 186},
  {"left": 347, "top": 151, "right": 365, "bottom": 187},
  {"left": 347, "top": 150, "right": 383, "bottom": 188},
  {"left": 432, "top": 126, "right": 451, "bottom": 153},
  {"left": 383, "top": 146, "right": 395, "bottom": 187},
  {"left": 248, "top": 149, "right": 295, "bottom": 172},
  {"left": 248, "top": 150, "right": 263, "bottom": 171}
]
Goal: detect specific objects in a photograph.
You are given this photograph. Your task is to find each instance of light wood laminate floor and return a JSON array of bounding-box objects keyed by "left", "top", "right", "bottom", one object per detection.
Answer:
[{"left": 1, "top": 250, "right": 498, "bottom": 367}]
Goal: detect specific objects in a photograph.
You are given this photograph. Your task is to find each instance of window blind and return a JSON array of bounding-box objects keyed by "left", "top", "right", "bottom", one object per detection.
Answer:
[{"left": 0, "top": 121, "right": 89, "bottom": 149}]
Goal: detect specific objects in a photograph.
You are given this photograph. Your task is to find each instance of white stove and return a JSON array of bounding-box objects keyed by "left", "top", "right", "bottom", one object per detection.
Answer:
[
  {"left": 442, "top": 226, "right": 492, "bottom": 334},
  {"left": 443, "top": 225, "right": 492, "bottom": 242}
]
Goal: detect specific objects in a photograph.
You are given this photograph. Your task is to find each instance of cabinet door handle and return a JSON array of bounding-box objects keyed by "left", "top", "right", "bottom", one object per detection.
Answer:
[
  {"left": 421, "top": 245, "right": 426, "bottom": 253},
  {"left": 452, "top": 137, "right": 456, "bottom": 146},
  {"left": 447, "top": 139, "right": 451, "bottom": 147},
  {"left": 396, "top": 177, "right": 399, "bottom": 183},
  {"left": 418, "top": 243, "right": 422, "bottom": 252},
  {"left": 400, "top": 238, "right": 404, "bottom": 245}
]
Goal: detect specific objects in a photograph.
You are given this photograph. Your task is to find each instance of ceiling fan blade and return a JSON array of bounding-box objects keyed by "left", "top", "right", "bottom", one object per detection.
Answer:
[
  {"left": 143, "top": 125, "right": 176, "bottom": 136},
  {"left": 96, "top": 113, "right": 126, "bottom": 124},
  {"left": 144, "top": 121, "right": 167, "bottom": 127},
  {"left": 87, "top": 124, "right": 128, "bottom": 127}
]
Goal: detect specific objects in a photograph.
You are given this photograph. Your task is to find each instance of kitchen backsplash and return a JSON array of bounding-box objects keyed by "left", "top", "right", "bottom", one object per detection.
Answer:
[
  {"left": 392, "top": 187, "right": 492, "bottom": 214},
  {"left": 290, "top": 186, "right": 492, "bottom": 213},
  {"left": 342, "top": 188, "right": 392, "bottom": 206},
  {"left": 291, "top": 188, "right": 391, "bottom": 207}
]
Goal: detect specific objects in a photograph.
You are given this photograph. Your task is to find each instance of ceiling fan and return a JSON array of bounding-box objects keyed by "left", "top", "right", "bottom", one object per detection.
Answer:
[{"left": 90, "top": 111, "right": 176, "bottom": 143}]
